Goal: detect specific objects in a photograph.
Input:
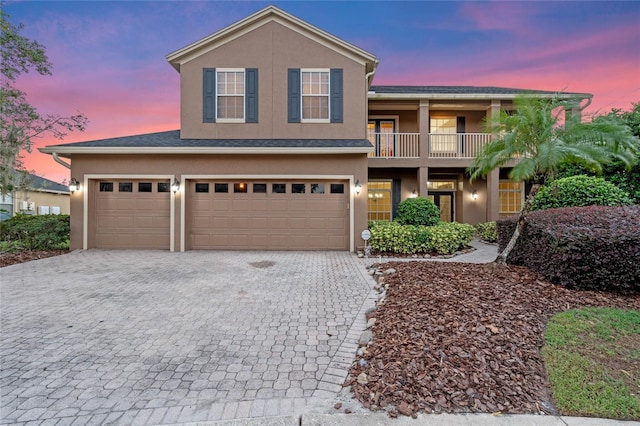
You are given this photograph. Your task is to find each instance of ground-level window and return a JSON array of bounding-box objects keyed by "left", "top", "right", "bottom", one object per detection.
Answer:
[
  {"left": 368, "top": 180, "right": 392, "bottom": 221},
  {"left": 499, "top": 180, "right": 524, "bottom": 217}
]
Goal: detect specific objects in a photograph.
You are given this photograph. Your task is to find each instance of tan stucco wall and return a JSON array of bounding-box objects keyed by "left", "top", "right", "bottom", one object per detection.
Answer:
[
  {"left": 12, "top": 190, "right": 70, "bottom": 215},
  {"left": 179, "top": 21, "right": 368, "bottom": 140},
  {"left": 70, "top": 153, "right": 368, "bottom": 252}
]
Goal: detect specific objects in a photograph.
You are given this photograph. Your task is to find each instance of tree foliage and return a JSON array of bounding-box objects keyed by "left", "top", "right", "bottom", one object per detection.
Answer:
[
  {"left": 0, "top": 11, "right": 88, "bottom": 195},
  {"left": 468, "top": 94, "right": 639, "bottom": 185},
  {"left": 558, "top": 102, "right": 640, "bottom": 203}
]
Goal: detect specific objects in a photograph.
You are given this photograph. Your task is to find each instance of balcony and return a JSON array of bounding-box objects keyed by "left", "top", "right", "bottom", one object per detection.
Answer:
[
  {"left": 367, "top": 133, "right": 420, "bottom": 158},
  {"left": 428, "top": 133, "right": 491, "bottom": 158},
  {"left": 367, "top": 132, "right": 492, "bottom": 159}
]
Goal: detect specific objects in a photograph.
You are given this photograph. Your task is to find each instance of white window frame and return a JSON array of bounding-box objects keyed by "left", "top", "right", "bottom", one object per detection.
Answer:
[
  {"left": 216, "top": 68, "right": 245, "bottom": 123},
  {"left": 301, "top": 68, "right": 330, "bottom": 123}
]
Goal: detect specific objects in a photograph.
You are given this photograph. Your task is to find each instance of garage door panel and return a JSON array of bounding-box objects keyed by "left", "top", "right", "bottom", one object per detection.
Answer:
[
  {"left": 189, "top": 179, "right": 349, "bottom": 250},
  {"left": 308, "top": 218, "right": 327, "bottom": 229},
  {"left": 251, "top": 199, "right": 268, "bottom": 211},
  {"left": 269, "top": 217, "right": 288, "bottom": 229},
  {"left": 213, "top": 200, "right": 231, "bottom": 212},
  {"left": 251, "top": 217, "right": 268, "bottom": 228},
  {"left": 290, "top": 218, "right": 307, "bottom": 229}
]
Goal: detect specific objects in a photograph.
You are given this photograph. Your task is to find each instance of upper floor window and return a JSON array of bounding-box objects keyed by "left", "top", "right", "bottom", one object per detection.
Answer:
[
  {"left": 203, "top": 68, "right": 258, "bottom": 124},
  {"left": 288, "top": 68, "right": 342, "bottom": 124},
  {"left": 217, "top": 69, "right": 245, "bottom": 121},
  {"left": 301, "top": 70, "right": 329, "bottom": 121}
]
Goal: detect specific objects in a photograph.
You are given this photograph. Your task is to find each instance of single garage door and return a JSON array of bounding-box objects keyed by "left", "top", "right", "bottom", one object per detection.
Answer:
[
  {"left": 189, "top": 180, "right": 349, "bottom": 250},
  {"left": 94, "top": 180, "right": 170, "bottom": 249}
]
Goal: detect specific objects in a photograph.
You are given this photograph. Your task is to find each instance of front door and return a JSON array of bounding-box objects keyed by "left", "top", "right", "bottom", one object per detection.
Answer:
[{"left": 428, "top": 192, "right": 455, "bottom": 222}]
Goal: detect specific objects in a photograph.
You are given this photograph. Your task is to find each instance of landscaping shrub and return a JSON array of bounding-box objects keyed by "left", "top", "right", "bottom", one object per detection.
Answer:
[
  {"left": 497, "top": 206, "right": 640, "bottom": 293},
  {"left": 394, "top": 197, "right": 440, "bottom": 226},
  {"left": 531, "top": 175, "right": 632, "bottom": 211},
  {"left": 475, "top": 221, "right": 497, "bottom": 243},
  {"left": 368, "top": 221, "right": 474, "bottom": 255},
  {"left": 0, "top": 214, "right": 70, "bottom": 251}
]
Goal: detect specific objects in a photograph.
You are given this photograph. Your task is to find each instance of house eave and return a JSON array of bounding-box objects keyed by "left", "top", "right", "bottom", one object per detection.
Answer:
[
  {"left": 367, "top": 92, "right": 593, "bottom": 101},
  {"left": 39, "top": 146, "right": 374, "bottom": 158}
]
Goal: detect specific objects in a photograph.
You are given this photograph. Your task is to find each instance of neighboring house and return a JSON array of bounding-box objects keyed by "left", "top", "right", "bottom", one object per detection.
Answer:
[
  {"left": 39, "top": 6, "right": 590, "bottom": 252},
  {"left": 0, "top": 173, "right": 70, "bottom": 218}
]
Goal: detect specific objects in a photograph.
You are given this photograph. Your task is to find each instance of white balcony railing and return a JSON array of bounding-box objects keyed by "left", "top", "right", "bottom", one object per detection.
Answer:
[
  {"left": 367, "top": 132, "right": 420, "bottom": 158},
  {"left": 428, "top": 133, "right": 491, "bottom": 158}
]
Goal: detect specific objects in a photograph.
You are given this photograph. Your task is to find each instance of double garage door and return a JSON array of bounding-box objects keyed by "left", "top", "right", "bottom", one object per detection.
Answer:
[{"left": 93, "top": 178, "right": 349, "bottom": 250}]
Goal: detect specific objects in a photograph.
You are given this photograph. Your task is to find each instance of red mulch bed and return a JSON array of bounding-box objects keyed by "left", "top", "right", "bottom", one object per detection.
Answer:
[
  {"left": 0, "top": 249, "right": 68, "bottom": 267},
  {"left": 348, "top": 261, "right": 640, "bottom": 417}
]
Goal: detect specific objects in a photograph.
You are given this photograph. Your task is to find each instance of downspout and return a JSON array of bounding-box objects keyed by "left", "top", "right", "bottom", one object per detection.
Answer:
[{"left": 52, "top": 152, "right": 71, "bottom": 169}]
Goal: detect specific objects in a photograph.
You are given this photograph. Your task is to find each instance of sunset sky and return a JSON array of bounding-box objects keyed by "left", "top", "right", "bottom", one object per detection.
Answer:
[{"left": 6, "top": 0, "right": 640, "bottom": 184}]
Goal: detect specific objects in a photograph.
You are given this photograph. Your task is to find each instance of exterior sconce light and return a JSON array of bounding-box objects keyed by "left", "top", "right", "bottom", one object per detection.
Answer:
[
  {"left": 69, "top": 178, "right": 80, "bottom": 193},
  {"left": 171, "top": 178, "right": 180, "bottom": 193},
  {"left": 355, "top": 179, "right": 362, "bottom": 195},
  {"left": 410, "top": 189, "right": 418, "bottom": 198},
  {"left": 471, "top": 190, "right": 478, "bottom": 201}
]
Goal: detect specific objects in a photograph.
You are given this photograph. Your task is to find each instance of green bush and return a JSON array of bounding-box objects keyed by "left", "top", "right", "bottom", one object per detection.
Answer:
[
  {"left": 394, "top": 197, "right": 440, "bottom": 226},
  {"left": 368, "top": 221, "right": 474, "bottom": 255},
  {"left": 475, "top": 221, "right": 497, "bottom": 243},
  {"left": 0, "top": 214, "right": 70, "bottom": 251},
  {"left": 532, "top": 175, "right": 632, "bottom": 211}
]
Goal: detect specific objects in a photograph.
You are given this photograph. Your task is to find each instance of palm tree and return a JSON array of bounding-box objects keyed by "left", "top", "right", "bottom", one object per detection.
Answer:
[{"left": 468, "top": 93, "right": 640, "bottom": 265}]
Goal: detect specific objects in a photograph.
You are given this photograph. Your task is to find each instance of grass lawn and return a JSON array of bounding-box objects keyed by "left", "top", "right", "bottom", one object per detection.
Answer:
[{"left": 543, "top": 307, "right": 640, "bottom": 420}]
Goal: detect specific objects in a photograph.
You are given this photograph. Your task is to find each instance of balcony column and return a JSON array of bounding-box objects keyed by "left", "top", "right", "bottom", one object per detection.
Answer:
[
  {"left": 419, "top": 99, "right": 429, "bottom": 162},
  {"left": 418, "top": 167, "right": 428, "bottom": 197},
  {"left": 486, "top": 169, "right": 500, "bottom": 221},
  {"left": 489, "top": 99, "right": 501, "bottom": 138}
]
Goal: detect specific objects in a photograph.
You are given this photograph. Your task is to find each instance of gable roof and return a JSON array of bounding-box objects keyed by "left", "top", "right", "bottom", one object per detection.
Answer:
[
  {"left": 369, "top": 85, "right": 592, "bottom": 100},
  {"left": 166, "top": 5, "right": 378, "bottom": 75},
  {"left": 39, "top": 130, "right": 374, "bottom": 157}
]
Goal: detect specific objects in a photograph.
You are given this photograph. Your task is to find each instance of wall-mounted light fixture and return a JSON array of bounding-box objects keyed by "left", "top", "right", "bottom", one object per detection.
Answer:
[
  {"left": 410, "top": 189, "right": 418, "bottom": 198},
  {"left": 355, "top": 179, "right": 362, "bottom": 195},
  {"left": 471, "top": 190, "right": 478, "bottom": 201},
  {"left": 69, "top": 177, "right": 80, "bottom": 193},
  {"left": 171, "top": 178, "right": 180, "bottom": 193}
]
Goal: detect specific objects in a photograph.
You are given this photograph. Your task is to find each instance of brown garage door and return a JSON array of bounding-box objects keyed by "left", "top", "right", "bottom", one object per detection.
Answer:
[
  {"left": 94, "top": 180, "right": 170, "bottom": 249},
  {"left": 188, "top": 180, "right": 349, "bottom": 250}
]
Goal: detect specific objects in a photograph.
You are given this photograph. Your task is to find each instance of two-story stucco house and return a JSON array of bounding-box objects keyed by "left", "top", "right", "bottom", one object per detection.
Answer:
[{"left": 40, "top": 6, "right": 591, "bottom": 252}]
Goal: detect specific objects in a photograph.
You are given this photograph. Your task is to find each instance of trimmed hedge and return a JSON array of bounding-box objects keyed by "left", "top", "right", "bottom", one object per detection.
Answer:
[
  {"left": 497, "top": 206, "right": 640, "bottom": 293},
  {"left": 394, "top": 197, "right": 440, "bottom": 226},
  {"left": 475, "top": 221, "right": 497, "bottom": 243},
  {"left": 0, "top": 214, "right": 70, "bottom": 251},
  {"left": 531, "top": 175, "right": 632, "bottom": 211},
  {"left": 369, "top": 221, "right": 475, "bottom": 255}
]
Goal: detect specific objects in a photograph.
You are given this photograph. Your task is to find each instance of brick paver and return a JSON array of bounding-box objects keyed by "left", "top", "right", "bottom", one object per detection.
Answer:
[{"left": 0, "top": 251, "right": 374, "bottom": 424}]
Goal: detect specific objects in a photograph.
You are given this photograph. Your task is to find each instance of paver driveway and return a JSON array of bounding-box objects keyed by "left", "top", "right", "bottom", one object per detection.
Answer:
[{"left": 0, "top": 250, "right": 375, "bottom": 424}]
